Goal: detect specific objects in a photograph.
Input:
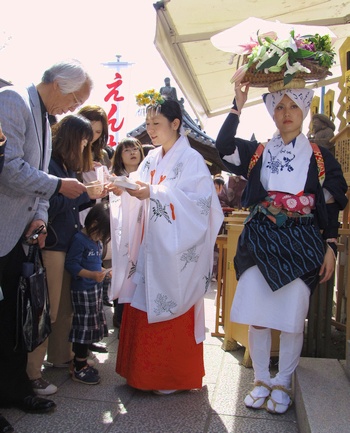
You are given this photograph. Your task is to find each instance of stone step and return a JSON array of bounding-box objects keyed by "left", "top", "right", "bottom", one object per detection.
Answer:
[{"left": 294, "top": 357, "right": 350, "bottom": 433}]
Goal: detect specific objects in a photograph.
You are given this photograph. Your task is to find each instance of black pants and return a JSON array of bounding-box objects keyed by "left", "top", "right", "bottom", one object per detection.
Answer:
[{"left": 0, "top": 241, "right": 34, "bottom": 406}]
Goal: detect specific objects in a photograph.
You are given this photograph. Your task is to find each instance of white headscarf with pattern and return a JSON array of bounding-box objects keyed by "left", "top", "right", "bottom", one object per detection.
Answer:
[{"left": 263, "top": 88, "right": 314, "bottom": 120}]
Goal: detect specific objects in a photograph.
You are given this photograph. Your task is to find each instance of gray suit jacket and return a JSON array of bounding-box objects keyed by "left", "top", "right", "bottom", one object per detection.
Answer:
[{"left": 0, "top": 84, "right": 59, "bottom": 256}]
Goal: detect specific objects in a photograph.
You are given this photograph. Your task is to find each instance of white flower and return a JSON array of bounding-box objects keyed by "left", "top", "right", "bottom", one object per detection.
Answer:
[
  {"left": 275, "top": 35, "right": 298, "bottom": 52},
  {"left": 288, "top": 35, "right": 298, "bottom": 52},
  {"left": 284, "top": 60, "right": 311, "bottom": 76}
]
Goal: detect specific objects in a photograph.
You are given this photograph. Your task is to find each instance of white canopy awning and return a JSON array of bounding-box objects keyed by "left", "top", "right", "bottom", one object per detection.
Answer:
[{"left": 154, "top": 0, "right": 350, "bottom": 126}]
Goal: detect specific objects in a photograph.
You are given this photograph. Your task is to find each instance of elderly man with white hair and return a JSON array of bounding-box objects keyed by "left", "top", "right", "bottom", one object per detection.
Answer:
[{"left": 0, "top": 59, "right": 92, "bottom": 432}]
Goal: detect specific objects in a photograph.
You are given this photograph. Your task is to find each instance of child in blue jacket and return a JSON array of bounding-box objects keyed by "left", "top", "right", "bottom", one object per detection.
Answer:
[{"left": 65, "top": 202, "right": 111, "bottom": 384}]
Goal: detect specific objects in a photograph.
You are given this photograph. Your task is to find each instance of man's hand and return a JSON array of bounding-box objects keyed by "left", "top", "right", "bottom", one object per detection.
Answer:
[
  {"left": 24, "top": 220, "right": 47, "bottom": 248},
  {"left": 59, "top": 178, "right": 87, "bottom": 198}
]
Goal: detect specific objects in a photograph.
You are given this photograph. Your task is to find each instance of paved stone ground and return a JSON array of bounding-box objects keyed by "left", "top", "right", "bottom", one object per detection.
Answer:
[{"left": 1, "top": 282, "right": 300, "bottom": 433}]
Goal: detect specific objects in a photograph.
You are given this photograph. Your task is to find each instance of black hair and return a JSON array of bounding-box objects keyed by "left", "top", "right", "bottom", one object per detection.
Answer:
[
  {"left": 84, "top": 202, "right": 111, "bottom": 245},
  {"left": 110, "top": 137, "right": 144, "bottom": 176},
  {"left": 214, "top": 175, "right": 225, "bottom": 187},
  {"left": 147, "top": 99, "right": 183, "bottom": 132},
  {"left": 142, "top": 144, "right": 155, "bottom": 157}
]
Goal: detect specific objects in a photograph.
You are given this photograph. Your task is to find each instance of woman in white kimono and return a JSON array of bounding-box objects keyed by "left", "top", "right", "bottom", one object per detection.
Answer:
[{"left": 110, "top": 97, "right": 223, "bottom": 394}]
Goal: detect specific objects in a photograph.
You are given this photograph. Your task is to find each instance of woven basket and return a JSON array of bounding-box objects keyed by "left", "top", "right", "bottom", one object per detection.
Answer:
[
  {"left": 237, "top": 55, "right": 331, "bottom": 89},
  {"left": 267, "top": 78, "right": 306, "bottom": 92}
]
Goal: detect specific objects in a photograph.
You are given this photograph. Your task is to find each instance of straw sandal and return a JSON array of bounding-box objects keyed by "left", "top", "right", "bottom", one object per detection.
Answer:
[
  {"left": 266, "top": 385, "right": 293, "bottom": 414},
  {"left": 244, "top": 381, "right": 271, "bottom": 409}
]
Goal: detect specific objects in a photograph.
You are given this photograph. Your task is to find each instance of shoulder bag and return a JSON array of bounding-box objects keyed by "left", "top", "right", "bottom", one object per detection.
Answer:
[{"left": 15, "top": 245, "right": 51, "bottom": 352}]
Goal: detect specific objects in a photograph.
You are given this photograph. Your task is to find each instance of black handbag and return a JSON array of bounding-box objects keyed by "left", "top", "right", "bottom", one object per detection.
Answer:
[{"left": 15, "top": 245, "right": 51, "bottom": 352}]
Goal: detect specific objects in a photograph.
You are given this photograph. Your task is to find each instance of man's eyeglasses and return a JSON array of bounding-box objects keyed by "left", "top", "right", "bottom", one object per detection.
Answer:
[{"left": 72, "top": 92, "right": 82, "bottom": 108}]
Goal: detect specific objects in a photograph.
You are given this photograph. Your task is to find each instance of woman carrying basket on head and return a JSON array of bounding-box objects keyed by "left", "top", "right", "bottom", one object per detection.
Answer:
[{"left": 215, "top": 80, "right": 347, "bottom": 414}]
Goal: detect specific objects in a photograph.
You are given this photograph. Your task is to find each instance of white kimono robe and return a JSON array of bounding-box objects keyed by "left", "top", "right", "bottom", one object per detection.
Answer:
[{"left": 109, "top": 135, "right": 223, "bottom": 343}]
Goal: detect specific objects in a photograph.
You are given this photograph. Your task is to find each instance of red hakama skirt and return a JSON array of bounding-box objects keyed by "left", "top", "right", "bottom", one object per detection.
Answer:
[{"left": 116, "top": 304, "right": 204, "bottom": 390}]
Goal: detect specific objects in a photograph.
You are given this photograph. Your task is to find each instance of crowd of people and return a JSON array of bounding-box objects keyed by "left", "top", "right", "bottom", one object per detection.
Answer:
[
  {"left": 0, "top": 57, "right": 223, "bottom": 432},
  {"left": 0, "top": 52, "right": 347, "bottom": 433}
]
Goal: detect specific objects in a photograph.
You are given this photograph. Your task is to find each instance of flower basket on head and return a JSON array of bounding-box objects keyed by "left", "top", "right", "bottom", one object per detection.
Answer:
[
  {"left": 231, "top": 30, "right": 335, "bottom": 92},
  {"left": 237, "top": 56, "right": 331, "bottom": 91}
]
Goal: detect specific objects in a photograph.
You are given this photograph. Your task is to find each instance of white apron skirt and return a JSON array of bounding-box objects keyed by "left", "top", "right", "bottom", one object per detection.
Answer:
[{"left": 230, "top": 265, "right": 310, "bottom": 333}]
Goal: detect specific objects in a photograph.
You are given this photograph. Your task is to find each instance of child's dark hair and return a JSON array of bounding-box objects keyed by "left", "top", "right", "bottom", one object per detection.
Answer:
[
  {"left": 111, "top": 137, "right": 144, "bottom": 176},
  {"left": 84, "top": 202, "right": 111, "bottom": 245}
]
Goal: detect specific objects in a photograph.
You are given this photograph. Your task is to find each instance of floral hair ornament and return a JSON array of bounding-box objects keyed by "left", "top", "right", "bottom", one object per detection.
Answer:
[
  {"left": 135, "top": 89, "right": 165, "bottom": 116},
  {"left": 211, "top": 17, "right": 337, "bottom": 92}
]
